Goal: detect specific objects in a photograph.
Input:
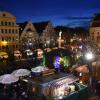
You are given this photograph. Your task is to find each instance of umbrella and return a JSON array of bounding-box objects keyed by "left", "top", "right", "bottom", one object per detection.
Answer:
[
  {"left": 0, "top": 74, "right": 19, "bottom": 84},
  {"left": 75, "top": 65, "right": 89, "bottom": 73},
  {"left": 31, "top": 66, "right": 48, "bottom": 73},
  {"left": 11, "top": 69, "right": 30, "bottom": 77}
]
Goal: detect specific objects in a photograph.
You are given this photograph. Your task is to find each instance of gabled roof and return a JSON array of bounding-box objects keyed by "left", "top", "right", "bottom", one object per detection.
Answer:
[
  {"left": 93, "top": 13, "right": 100, "bottom": 21},
  {"left": 33, "top": 21, "right": 50, "bottom": 34},
  {"left": 17, "top": 21, "right": 27, "bottom": 34},
  {"left": 91, "top": 22, "right": 100, "bottom": 27},
  {"left": 18, "top": 21, "right": 50, "bottom": 34},
  {"left": 91, "top": 13, "right": 100, "bottom": 27},
  {"left": 0, "top": 11, "right": 16, "bottom": 18}
]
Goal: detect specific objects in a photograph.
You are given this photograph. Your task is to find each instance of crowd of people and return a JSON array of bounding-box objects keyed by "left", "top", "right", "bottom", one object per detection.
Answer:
[{"left": 0, "top": 81, "right": 30, "bottom": 100}]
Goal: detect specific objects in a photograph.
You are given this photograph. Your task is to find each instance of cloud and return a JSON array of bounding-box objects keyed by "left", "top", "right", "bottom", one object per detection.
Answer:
[
  {"left": 66, "top": 20, "right": 91, "bottom": 28},
  {"left": 59, "top": 16, "right": 92, "bottom": 28},
  {"left": 62, "top": 16, "right": 92, "bottom": 20}
]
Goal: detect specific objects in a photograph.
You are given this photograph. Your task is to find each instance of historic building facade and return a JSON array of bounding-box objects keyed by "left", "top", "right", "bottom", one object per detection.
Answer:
[
  {"left": 19, "top": 20, "right": 56, "bottom": 50},
  {"left": 0, "top": 11, "right": 19, "bottom": 52},
  {"left": 90, "top": 13, "right": 100, "bottom": 46},
  {"left": 19, "top": 20, "right": 38, "bottom": 50},
  {"left": 34, "top": 21, "right": 56, "bottom": 48}
]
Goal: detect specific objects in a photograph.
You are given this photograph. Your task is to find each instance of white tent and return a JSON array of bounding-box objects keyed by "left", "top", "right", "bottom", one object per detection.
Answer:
[
  {"left": 11, "top": 69, "right": 30, "bottom": 77},
  {"left": 31, "top": 66, "right": 48, "bottom": 73},
  {"left": 0, "top": 74, "right": 19, "bottom": 84}
]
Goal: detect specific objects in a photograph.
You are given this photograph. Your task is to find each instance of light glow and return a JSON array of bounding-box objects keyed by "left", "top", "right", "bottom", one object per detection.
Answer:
[{"left": 85, "top": 52, "right": 94, "bottom": 60}]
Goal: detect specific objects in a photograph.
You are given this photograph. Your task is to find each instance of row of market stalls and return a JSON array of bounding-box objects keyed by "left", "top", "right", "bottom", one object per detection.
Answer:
[
  {"left": 0, "top": 51, "right": 22, "bottom": 60},
  {"left": 0, "top": 48, "right": 44, "bottom": 60}
]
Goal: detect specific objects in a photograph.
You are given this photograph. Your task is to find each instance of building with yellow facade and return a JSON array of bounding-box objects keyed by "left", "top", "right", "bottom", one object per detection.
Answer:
[{"left": 0, "top": 11, "right": 19, "bottom": 52}]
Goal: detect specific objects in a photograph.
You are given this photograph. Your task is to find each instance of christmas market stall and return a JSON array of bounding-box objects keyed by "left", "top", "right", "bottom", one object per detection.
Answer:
[{"left": 23, "top": 70, "right": 88, "bottom": 100}]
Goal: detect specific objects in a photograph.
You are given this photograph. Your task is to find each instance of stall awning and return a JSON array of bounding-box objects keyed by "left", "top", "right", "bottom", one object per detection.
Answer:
[{"left": 0, "top": 52, "right": 8, "bottom": 59}]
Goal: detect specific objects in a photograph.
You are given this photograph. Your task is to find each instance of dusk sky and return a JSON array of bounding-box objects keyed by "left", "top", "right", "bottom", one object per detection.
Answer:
[{"left": 0, "top": 0, "right": 100, "bottom": 27}]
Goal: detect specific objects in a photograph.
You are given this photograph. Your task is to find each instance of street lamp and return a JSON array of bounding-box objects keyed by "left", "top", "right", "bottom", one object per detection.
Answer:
[
  {"left": 85, "top": 51, "right": 95, "bottom": 94},
  {"left": 85, "top": 52, "right": 94, "bottom": 61},
  {"left": 2, "top": 40, "right": 7, "bottom": 46}
]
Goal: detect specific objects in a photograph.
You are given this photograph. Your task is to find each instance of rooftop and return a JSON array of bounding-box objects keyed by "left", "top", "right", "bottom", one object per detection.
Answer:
[{"left": 28, "top": 72, "right": 79, "bottom": 86}]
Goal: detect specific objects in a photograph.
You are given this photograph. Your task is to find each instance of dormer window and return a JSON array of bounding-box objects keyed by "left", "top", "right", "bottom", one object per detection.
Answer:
[{"left": 2, "top": 13, "right": 6, "bottom": 17}]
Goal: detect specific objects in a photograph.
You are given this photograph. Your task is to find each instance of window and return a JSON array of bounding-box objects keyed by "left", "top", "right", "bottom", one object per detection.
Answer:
[
  {"left": 5, "top": 29, "right": 7, "bottom": 33},
  {"left": 1, "top": 29, "right": 4, "bottom": 33},
  {"left": 12, "top": 37, "right": 14, "bottom": 41},
  {"left": 1, "top": 21, "right": 3, "bottom": 25},
  {"left": 16, "top": 29, "right": 18, "bottom": 33},
  {"left": 12, "top": 29, "right": 14, "bottom": 33},
  {"left": 12, "top": 22, "right": 14, "bottom": 26},
  {"left": 8, "top": 37, "right": 11, "bottom": 41},
  {"left": 5, "top": 22, "right": 7, "bottom": 26},
  {"left": 9, "top": 22, "right": 11, "bottom": 26},
  {"left": 9, "top": 29, "right": 11, "bottom": 33},
  {"left": 2, "top": 13, "right": 6, "bottom": 17},
  {"left": 16, "top": 37, "right": 18, "bottom": 41},
  {"left": 97, "top": 36, "right": 100, "bottom": 41}
]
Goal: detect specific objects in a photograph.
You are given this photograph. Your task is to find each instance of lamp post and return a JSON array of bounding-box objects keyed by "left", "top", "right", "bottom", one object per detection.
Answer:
[{"left": 85, "top": 51, "right": 94, "bottom": 94}]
